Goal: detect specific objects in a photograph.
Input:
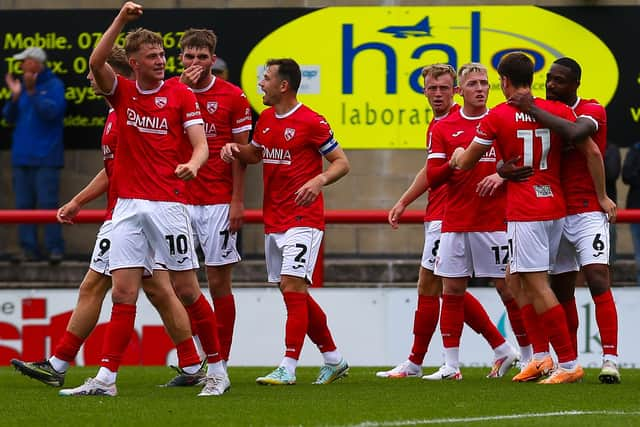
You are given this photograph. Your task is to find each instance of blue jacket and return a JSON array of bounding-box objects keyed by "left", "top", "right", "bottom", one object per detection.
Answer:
[{"left": 2, "top": 67, "right": 66, "bottom": 167}]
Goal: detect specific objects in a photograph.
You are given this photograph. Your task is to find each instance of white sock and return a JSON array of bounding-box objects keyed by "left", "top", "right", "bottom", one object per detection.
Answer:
[
  {"left": 207, "top": 361, "right": 226, "bottom": 377},
  {"left": 48, "top": 356, "right": 69, "bottom": 373},
  {"left": 493, "top": 341, "right": 513, "bottom": 359},
  {"left": 322, "top": 350, "right": 342, "bottom": 365},
  {"left": 95, "top": 367, "right": 117, "bottom": 385},
  {"left": 519, "top": 345, "right": 533, "bottom": 364},
  {"left": 559, "top": 360, "right": 577, "bottom": 370},
  {"left": 406, "top": 360, "right": 421, "bottom": 371},
  {"left": 533, "top": 351, "right": 550, "bottom": 360},
  {"left": 279, "top": 357, "right": 298, "bottom": 375},
  {"left": 443, "top": 347, "right": 460, "bottom": 369},
  {"left": 603, "top": 355, "right": 618, "bottom": 364},
  {"left": 182, "top": 363, "right": 201, "bottom": 375}
]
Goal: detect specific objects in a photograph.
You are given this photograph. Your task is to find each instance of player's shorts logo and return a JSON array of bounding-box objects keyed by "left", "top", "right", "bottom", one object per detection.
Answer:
[
  {"left": 207, "top": 101, "right": 218, "bottom": 114},
  {"left": 284, "top": 127, "right": 296, "bottom": 141},
  {"left": 155, "top": 96, "right": 167, "bottom": 108}
]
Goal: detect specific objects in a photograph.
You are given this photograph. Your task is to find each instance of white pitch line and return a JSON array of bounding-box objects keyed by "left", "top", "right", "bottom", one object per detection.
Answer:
[{"left": 346, "top": 410, "right": 640, "bottom": 427}]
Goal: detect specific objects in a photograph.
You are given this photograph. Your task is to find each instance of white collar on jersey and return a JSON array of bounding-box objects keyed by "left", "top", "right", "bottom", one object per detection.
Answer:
[
  {"left": 460, "top": 108, "right": 488, "bottom": 120},
  {"left": 434, "top": 103, "right": 458, "bottom": 121},
  {"left": 275, "top": 102, "right": 303, "bottom": 119},
  {"left": 191, "top": 76, "right": 216, "bottom": 93},
  {"left": 136, "top": 80, "right": 165, "bottom": 95},
  {"left": 570, "top": 97, "right": 581, "bottom": 110}
]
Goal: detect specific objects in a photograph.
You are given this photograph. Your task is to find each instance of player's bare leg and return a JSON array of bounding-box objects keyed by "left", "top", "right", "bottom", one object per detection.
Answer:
[{"left": 11, "top": 270, "right": 111, "bottom": 387}]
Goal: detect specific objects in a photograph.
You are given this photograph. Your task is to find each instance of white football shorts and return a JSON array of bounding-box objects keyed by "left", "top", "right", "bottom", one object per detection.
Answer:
[
  {"left": 187, "top": 204, "right": 241, "bottom": 267},
  {"left": 420, "top": 221, "right": 442, "bottom": 271},
  {"left": 507, "top": 219, "right": 564, "bottom": 273},
  {"left": 110, "top": 198, "right": 199, "bottom": 275},
  {"left": 435, "top": 231, "right": 508, "bottom": 278},
  {"left": 552, "top": 211, "right": 609, "bottom": 274},
  {"left": 265, "top": 227, "right": 323, "bottom": 285}
]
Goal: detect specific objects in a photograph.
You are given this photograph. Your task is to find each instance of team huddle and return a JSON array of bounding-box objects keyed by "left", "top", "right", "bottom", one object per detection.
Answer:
[{"left": 10, "top": 2, "right": 620, "bottom": 396}]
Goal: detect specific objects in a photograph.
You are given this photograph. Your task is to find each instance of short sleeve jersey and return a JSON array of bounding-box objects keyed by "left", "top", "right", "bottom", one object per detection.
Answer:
[
  {"left": 429, "top": 109, "right": 506, "bottom": 232},
  {"left": 102, "top": 109, "right": 118, "bottom": 220},
  {"left": 252, "top": 103, "right": 339, "bottom": 234},
  {"left": 425, "top": 104, "right": 460, "bottom": 222},
  {"left": 473, "top": 98, "right": 575, "bottom": 221},
  {"left": 180, "top": 76, "right": 253, "bottom": 205},
  {"left": 106, "top": 75, "right": 203, "bottom": 203},
  {"left": 562, "top": 98, "right": 607, "bottom": 214}
]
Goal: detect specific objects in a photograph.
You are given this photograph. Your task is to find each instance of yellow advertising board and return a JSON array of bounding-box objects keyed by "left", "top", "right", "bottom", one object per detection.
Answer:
[{"left": 241, "top": 6, "right": 618, "bottom": 149}]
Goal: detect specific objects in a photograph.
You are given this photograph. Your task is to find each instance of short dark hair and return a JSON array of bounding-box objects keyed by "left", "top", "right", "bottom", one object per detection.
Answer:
[
  {"left": 266, "top": 58, "right": 301, "bottom": 92},
  {"left": 179, "top": 28, "right": 217, "bottom": 55},
  {"left": 553, "top": 57, "right": 581, "bottom": 82},
  {"left": 497, "top": 52, "right": 533, "bottom": 88}
]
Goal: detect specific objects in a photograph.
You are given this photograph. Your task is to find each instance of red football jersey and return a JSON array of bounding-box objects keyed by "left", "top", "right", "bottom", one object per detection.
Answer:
[
  {"left": 424, "top": 104, "right": 460, "bottom": 222},
  {"left": 177, "top": 76, "right": 253, "bottom": 205},
  {"left": 562, "top": 98, "right": 607, "bottom": 214},
  {"left": 106, "top": 76, "right": 203, "bottom": 202},
  {"left": 473, "top": 98, "right": 575, "bottom": 221},
  {"left": 429, "top": 109, "right": 506, "bottom": 232},
  {"left": 252, "top": 103, "right": 338, "bottom": 234},
  {"left": 102, "top": 109, "right": 118, "bottom": 220}
]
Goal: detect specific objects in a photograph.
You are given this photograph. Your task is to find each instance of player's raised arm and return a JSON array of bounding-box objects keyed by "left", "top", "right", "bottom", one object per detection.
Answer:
[{"left": 89, "top": 2, "right": 143, "bottom": 94}]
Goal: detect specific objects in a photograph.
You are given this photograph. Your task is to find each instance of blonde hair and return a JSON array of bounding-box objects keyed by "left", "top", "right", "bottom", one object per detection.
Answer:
[
  {"left": 124, "top": 28, "right": 162, "bottom": 56},
  {"left": 421, "top": 63, "right": 457, "bottom": 85},
  {"left": 457, "top": 62, "right": 488, "bottom": 84}
]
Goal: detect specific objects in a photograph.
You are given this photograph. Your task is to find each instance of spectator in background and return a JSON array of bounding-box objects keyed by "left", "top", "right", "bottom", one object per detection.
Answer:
[
  {"left": 212, "top": 57, "right": 229, "bottom": 81},
  {"left": 2, "top": 47, "right": 66, "bottom": 265},
  {"left": 622, "top": 141, "right": 640, "bottom": 285},
  {"left": 605, "top": 143, "right": 621, "bottom": 264}
]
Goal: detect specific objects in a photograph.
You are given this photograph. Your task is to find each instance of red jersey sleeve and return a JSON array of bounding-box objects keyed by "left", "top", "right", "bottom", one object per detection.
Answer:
[
  {"left": 231, "top": 91, "right": 252, "bottom": 134},
  {"left": 311, "top": 114, "right": 338, "bottom": 155},
  {"left": 426, "top": 125, "right": 453, "bottom": 189}
]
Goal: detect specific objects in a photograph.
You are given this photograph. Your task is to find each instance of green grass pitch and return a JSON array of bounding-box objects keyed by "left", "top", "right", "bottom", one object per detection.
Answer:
[{"left": 1, "top": 366, "right": 639, "bottom": 426}]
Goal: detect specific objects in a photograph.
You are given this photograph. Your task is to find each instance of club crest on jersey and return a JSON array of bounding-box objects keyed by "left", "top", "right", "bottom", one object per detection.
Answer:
[
  {"left": 155, "top": 96, "right": 167, "bottom": 108},
  {"left": 207, "top": 101, "right": 218, "bottom": 114},
  {"left": 284, "top": 128, "right": 296, "bottom": 141}
]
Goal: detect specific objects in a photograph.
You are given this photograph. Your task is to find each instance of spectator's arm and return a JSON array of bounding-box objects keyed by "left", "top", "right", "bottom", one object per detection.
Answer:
[
  {"left": 605, "top": 144, "right": 621, "bottom": 184},
  {"left": 31, "top": 78, "right": 66, "bottom": 121},
  {"left": 1, "top": 97, "right": 18, "bottom": 123},
  {"left": 622, "top": 144, "right": 640, "bottom": 187}
]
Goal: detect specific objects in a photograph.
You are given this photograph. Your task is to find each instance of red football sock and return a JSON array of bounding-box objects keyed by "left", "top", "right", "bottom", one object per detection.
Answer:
[
  {"left": 99, "top": 303, "right": 136, "bottom": 372},
  {"left": 185, "top": 294, "right": 221, "bottom": 363},
  {"left": 521, "top": 304, "right": 549, "bottom": 354},
  {"left": 408, "top": 295, "right": 439, "bottom": 365},
  {"left": 176, "top": 337, "right": 201, "bottom": 368},
  {"left": 213, "top": 294, "right": 236, "bottom": 361},
  {"left": 440, "top": 294, "right": 465, "bottom": 349},
  {"left": 593, "top": 289, "right": 618, "bottom": 357},
  {"left": 306, "top": 294, "right": 337, "bottom": 353},
  {"left": 541, "top": 304, "right": 576, "bottom": 363},
  {"left": 561, "top": 298, "right": 579, "bottom": 356},
  {"left": 464, "top": 291, "right": 504, "bottom": 349},
  {"left": 504, "top": 298, "right": 529, "bottom": 347},
  {"left": 283, "top": 292, "right": 308, "bottom": 360},
  {"left": 53, "top": 330, "right": 84, "bottom": 363}
]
